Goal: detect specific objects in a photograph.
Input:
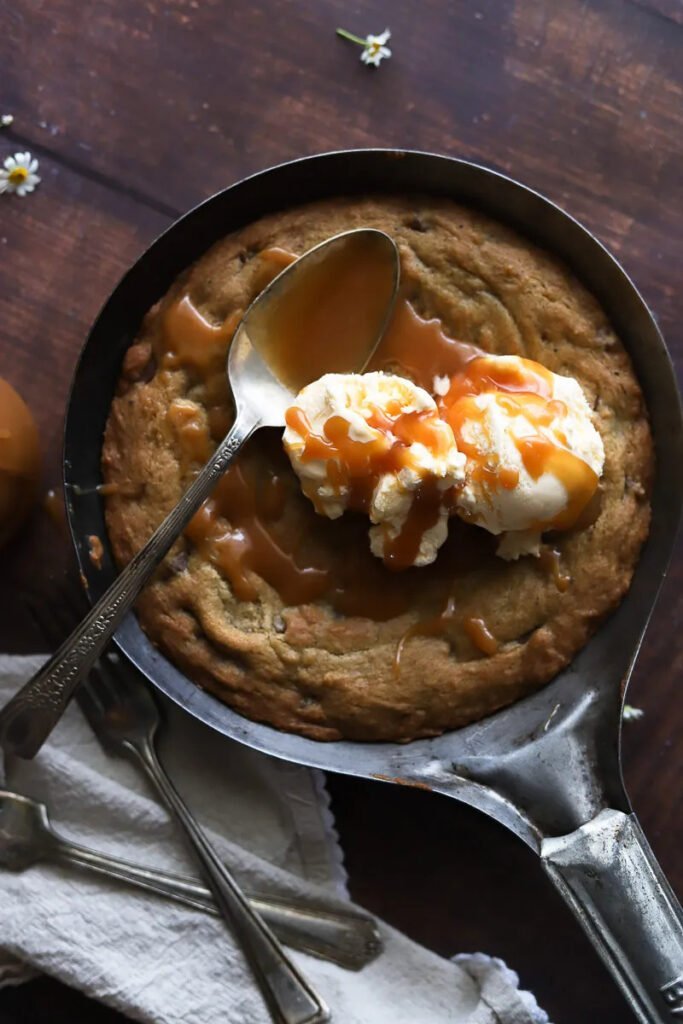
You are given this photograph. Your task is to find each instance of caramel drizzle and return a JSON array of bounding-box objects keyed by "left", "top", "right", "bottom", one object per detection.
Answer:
[
  {"left": 539, "top": 545, "right": 571, "bottom": 592},
  {"left": 369, "top": 297, "right": 482, "bottom": 388},
  {"left": 145, "top": 249, "right": 587, "bottom": 627},
  {"left": 394, "top": 595, "right": 458, "bottom": 675},
  {"left": 285, "top": 403, "right": 456, "bottom": 570},
  {"left": 184, "top": 454, "right": 331, "bottom": 605},
  {"left": 463, "top": 616, "right": 499, "bottom": 655},
  {"left": 248, "top": 238, "right": 399, "bottom": 393},
  {"left": 440, "top": 356, "right": 599, "bottom": 530},
  {"left": 87, "top": 533, "right": 104, "bottom": 570}
]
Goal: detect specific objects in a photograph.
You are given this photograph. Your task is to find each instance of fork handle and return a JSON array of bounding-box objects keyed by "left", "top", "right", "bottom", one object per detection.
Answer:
[
  {"left": 0, "top": 411, "right": 258, "bottom": 760},
  {"left": 51, "top": 836, "right": 379, "bottom": 969},
  {"left": 130, "top": 737, "right": 329, "bottom": 1024},
  {"left": 55, "top": 843, "right": 377, "bottom": 969}
]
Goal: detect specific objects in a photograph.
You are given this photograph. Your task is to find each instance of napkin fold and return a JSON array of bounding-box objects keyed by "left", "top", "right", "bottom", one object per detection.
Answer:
[{"left": 0, "top": 655, "right": 548, "bottom": 1024}]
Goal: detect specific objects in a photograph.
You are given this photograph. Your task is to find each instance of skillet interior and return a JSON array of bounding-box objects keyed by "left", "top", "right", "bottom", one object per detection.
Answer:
[{"left": 63, "top": 150, "right": 683, "bottom": 806}]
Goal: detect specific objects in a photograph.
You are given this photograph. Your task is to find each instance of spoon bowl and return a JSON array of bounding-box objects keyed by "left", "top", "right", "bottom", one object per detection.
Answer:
[
  {"left": 232, "top": 228, "right": 399, "bottom": 424},
  {"left": 0, "top": 790, "right": 52, "bottom": 871}
]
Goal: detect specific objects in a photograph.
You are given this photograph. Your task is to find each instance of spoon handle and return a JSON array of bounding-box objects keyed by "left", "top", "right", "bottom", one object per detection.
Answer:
[
  {"left": 129, "top": 735, "right": 329, "bottom": 1024},
  {"left": 0, "top": 412, "right": 258, "bottom": 760}
]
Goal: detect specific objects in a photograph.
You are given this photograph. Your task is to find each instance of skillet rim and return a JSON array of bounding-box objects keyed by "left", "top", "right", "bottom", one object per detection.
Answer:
[{"left": 62, "top": 147, "right": 683, "bottom": 779}]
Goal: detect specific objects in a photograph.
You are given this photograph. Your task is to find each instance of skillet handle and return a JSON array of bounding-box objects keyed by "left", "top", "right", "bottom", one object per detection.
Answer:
[{"left": 542, "top": 808, "right": 683, "bottom": 1024}]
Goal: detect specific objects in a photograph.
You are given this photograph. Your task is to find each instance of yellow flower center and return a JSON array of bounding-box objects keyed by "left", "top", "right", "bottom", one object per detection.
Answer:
[
  {"left": 368, "top": 42, "right": 381, "bottom": 54},
  {"left": 8, "top": 166, "right": 29, "bottom": 185}
]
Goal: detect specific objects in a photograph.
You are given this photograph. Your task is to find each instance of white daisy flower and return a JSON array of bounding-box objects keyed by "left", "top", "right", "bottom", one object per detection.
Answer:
[
  {"left": 0, "top": 152, "right": 41, "bottom": 197},
  {"left": 337, "top": 27, "right": 392, "bottom": 68},
  {"left": 1, "top": 114, "right": 14, "bottom": 128},
  {"left": 622, "top": 704, "right": 644, "bottom": 722}
]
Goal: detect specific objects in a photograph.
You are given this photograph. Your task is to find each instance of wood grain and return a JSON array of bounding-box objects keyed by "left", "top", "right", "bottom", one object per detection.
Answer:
[
  {"left": 0, "top": 1, "right": 681, "bottom": 1022},
  {"left": 0, "top": 156, "right": 168, "bottom": 638},
  {"left": 4, "top": 2, "right": 681, "bottom": 321}
]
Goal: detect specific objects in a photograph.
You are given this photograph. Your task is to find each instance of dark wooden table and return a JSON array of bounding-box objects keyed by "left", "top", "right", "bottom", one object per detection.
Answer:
[{"left": 1, "top": 2, "right": 681, "bottom": 1021}]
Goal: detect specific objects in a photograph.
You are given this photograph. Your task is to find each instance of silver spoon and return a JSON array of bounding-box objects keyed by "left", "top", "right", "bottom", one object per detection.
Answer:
[
  {"left": 0, "top": 227, "right": 399, "bottom": 1024},
  {"left": 0, "top": 789, "right": 382, "bottom": 970},
  {"left": 0, "top": 227, "right": 399, "bottom": 758}
]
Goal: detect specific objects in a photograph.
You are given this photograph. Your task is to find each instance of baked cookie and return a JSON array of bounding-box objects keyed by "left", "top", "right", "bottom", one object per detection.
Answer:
[{"left": 102, "top": 197, "right": 652, "bottom": 741}]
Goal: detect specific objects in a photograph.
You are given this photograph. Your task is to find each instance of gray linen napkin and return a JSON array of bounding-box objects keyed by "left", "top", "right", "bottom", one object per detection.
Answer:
[{"left": 0, "top": 655, "right": 549, "bottom": 1024}]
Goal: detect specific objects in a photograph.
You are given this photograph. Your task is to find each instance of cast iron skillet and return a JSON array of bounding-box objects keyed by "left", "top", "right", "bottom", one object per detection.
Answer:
[{"left": 64, "top": 150, "right": 683, "bottom": 1023}]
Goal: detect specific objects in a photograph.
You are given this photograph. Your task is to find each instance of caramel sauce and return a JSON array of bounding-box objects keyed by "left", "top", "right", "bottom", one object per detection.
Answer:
[
  {"left": 440, "top": 356, "right": 598, "bottom": 529},
  {"left": 252, "top": 246, "right": 298, "bottom": 291},
  {"left": 97, "top": 482, "right": 122, "bottom": 496},
  {"left": 520, "top": 441, "right": 598, "bottom": 531},
  {"left": 383, "top": 478, "right": 443, "bottom": 571},
  {"left": 146, "top": 251, "right": 593, "bottom": 625},
  {"left": 539, "top": 545, "right": 571, "bottom": 592},
  {"left": 463, "top": 616, "right": 499, "bottom": 655},
  {"left": 286, "top": 402, "right": 457, "bottom": 570},
  {"left": 184, "top": 448, "right": 330, "bottom": 605},
  {"left": 87, "top": 533, "right": 104, "bottom": 570},
  {"left": 394, "top": 595, "right": 457, "bottom": 675},
  {"left": 286, "top": 407, "right": 451, "bottom": 501},
  {"left": 155, "top": 281, "right": 496, "bottom": 617},
  {"left": 369, "top": 297, "right": 482, "bottom": 389},
  {"left": 167, "top": 399, "right": 212, "bottom": 465},
  {"left": 444, "top": 355, "right": 554, "bottom": 403},
  {"left": 161, "top": 298, "right": 241, "bottom": 375},
  {"left": 247, "top": 233, "right": 397, "bottom": 393}
]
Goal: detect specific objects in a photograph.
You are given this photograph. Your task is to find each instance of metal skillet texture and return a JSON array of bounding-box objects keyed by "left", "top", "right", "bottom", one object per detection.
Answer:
[{"left": 64, "top": 150, "right": 683, "bottom": 1023}]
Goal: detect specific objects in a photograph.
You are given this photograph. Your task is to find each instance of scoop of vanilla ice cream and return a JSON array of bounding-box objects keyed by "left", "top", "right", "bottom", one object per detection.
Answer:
[
  {"left": 446, "top": 356, "right": 604, "bottom": 559},
  {"left": 368, "top": 462, "right": 453, "bottom": 567},
  {"left": 283, "top": 372, "right": 466, "bottom": 567}
]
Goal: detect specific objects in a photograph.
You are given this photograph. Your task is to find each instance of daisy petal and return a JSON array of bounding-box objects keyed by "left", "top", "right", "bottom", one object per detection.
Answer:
[{"left": 28, "top": 159, "right": 39, "bottom": 173}]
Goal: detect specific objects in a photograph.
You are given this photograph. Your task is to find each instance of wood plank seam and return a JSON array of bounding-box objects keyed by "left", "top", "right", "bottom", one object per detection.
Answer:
[{"left": 0, "top": 128, "right": 181, "bottom": 221}]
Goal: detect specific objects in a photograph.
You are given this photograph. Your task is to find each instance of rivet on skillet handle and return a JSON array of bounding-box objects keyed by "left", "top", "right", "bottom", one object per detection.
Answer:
[{"left": 542, "top": 809, "right": 683, "bottom": 1024}]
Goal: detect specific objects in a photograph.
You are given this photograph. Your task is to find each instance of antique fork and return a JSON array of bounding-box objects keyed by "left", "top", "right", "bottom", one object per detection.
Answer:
[
  {"left": 0, "top": 788, "right": 380, "bottom": 970},
  {"left": 29, "top": 593, "right": 331, "bottom": 1024}
]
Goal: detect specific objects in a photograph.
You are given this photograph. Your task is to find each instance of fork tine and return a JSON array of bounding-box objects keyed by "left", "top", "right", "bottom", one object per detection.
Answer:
[
  {"left": 97, "top": 659, "right": 162, "bottom": 734},
  {"left": 85, "top": 658, "right": 127, "bottom": 707},
  {"left": 73, "top": 684, "right": 110, "bottom": 733},
  {"left": 98, "top": 648, "right": 159, "bottom": 709}
]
